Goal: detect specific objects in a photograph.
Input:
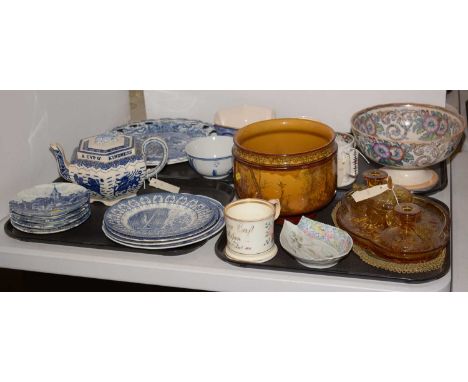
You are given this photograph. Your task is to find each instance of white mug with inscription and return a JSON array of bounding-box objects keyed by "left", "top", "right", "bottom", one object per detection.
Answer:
[
  {"left": 224, "top": 198, "right": 281, "bottom": 263},
  {"left": 336, "top": 132, "right": 359, "bottom": 188}
]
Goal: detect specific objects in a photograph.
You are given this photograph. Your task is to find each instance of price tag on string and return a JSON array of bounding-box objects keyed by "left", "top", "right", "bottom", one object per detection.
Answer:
[
  {"left": 148, "top": 177, "right": 180, "bottom": 193},
  {"left": 351, "top": 181, "right": 400, "bottom": 205},
  {"left": 351, "top": 184, "right": 389, "bottom": 202}
]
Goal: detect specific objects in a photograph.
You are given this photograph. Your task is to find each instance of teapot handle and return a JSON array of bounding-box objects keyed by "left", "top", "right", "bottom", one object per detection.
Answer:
[{"left": 142, "top": 137, "right": 169, "bottom": 179}]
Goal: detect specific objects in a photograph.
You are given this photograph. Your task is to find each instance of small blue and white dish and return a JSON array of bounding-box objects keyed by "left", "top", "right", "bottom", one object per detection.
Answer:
[
  {"left": 11, "top": 206, "right": 90, "bottom": 229},
  {"left": 9, "top": 183, "right": 91, "bottom": 234},
  {"left": 111, "top": 118, "right": 216, "bottom": 165},
  {"left": 9, "top": 183, "right": 90, "bottom": 216},
  {"left": 10, "top": 204, "right": 89, "bottom": 224},
  {"left": 104, "top": 193, "right": 216, "bottom": 240},
  {"left": 184, "top": 136, "right": 234, "bottom": 179},
  {"left": 10, "top": 209, "right": 91, "bottom": 234}
]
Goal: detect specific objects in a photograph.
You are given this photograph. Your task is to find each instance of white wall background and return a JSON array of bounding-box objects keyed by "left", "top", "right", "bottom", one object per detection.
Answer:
[
  {"left": 144, "top": 90, "right": 446, "bottom": 132},
  {"left": 0, "top": 91, "right": 130, "bottom": 217}
]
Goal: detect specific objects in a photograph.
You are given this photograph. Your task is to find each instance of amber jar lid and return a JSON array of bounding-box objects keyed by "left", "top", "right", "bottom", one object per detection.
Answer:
[
  {"left": 394, "top": 203, "right": 422, "bottom": 223},
  {"left": 363, "top": 169, "right": 388, "bottom": 186},
  {"left": 233, "top": 118, "right": 337, "bottom": 168}
]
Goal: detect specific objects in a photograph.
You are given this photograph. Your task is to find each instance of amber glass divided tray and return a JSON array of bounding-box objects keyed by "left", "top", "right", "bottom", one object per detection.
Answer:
[
  {"left": 215, "top": 192, "right": 451, "bottom": 284},
  {"left": 337, "top": 155, "right": 447, "bottom": 195},
  {"left": 5, "top": 168, "right": 235, "bottom": 256}
]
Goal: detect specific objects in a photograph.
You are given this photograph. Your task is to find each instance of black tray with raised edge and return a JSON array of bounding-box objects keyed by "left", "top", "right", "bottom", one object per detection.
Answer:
[
  {"left": 5, "top": 170, "right": 235, "bottom": 256},
  {"left": 215, "top": 191, "right": 451, "bottom": 284}
]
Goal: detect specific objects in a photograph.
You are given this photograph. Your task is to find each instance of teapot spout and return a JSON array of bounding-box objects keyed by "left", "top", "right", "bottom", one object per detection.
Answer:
[{"left": 49, "top": 143, "right": 72, "bottom": 182}]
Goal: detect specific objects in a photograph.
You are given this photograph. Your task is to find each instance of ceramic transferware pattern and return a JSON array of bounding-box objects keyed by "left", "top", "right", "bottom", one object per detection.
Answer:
[
  {"left": 9, "top": 183, "right": 90, "bottom": 216},
  {"left": 11, "top": 205, "right": 90, "bottom": 229},
  {"left": 104, "top": 193, "right": 216, "bottom": 240},
  {"left": 50, "top": 132, "right": 168, "bottom": 205},
  {"left": 351, "top": 103, "right": 466, "bottom": 169},
  {"left": 10, "top": 209, "right": 91, "bottom": 235},
  {"left": 104, "top": 196, "right": 222, "bottom": 243},
  {"left": 297, "top": 216, "right": 353, "bottom": 256},
  {"left": 112, "top": 119, "right": 215, "bottom": 165},
  {"left": 280, "top": 219, "right": 352, "bottom": 268},
  {"left": 102, "top": 203, "right": 225, "bottom": 249},
  {"left": 10, "top": 204, "right": 89, "bottom": 224},
  {"left": 280, "top": 221, "right": 338, "bottom": 262}
]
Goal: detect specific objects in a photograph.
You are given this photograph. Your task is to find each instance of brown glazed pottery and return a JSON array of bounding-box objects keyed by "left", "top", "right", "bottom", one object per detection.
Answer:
[{"left": 233, "top": 118, "right": 337, "bottom": 216}]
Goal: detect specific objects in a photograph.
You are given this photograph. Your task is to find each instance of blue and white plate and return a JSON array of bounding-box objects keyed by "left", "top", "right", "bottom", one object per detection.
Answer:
[
  {"left": 10, "top": 204, "right": 90, "bottom": 225},
  {"left": 11, "top": 205, "right": 90, "bottom": 229},
  {"left": 11, "top": 209, "right": 91, "bottom": 234},
  {"left": 111, "top": 119, "right": 215, "bottom": 165},
  {"left": 104, "top": 196, "right": 222, "bottom": 243},
  {"left": 104, "top": 193, "right": 216, "bottom": 240},
  {"left": 9, "top": 183, "right": 90, "bottom": 216},
  {"left": 102, "top": 207, "right": 225, "bottom": 249}
]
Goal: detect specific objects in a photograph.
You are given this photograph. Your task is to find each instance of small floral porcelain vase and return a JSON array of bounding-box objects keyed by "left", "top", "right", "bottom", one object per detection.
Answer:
[{"left": 50, "top": 132, "right": 168, "bottom": 205}]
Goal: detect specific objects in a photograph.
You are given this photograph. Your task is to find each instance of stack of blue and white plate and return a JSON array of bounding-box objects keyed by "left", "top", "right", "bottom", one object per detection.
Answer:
[
  {"left": 102, "top": 193, "right": 225, "bottom": 249},
  {"left": 9, "top": 183, "right": 91, "bottom": 234}
]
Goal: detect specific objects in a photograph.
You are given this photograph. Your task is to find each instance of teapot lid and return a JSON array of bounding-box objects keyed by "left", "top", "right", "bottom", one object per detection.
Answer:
[{"left": 77, "top": 132, "right": 136, "bottom": 163}]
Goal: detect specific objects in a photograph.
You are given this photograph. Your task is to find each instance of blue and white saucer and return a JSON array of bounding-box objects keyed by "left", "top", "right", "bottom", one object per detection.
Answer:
[
  {"left": 104, "top": 193, "right": 216, "bottom": 240},
  {"left": 9, "top": 183, "right": 90, "bottom": 216},
  {"left": 10, "top": 204, "right": 89, "bottom": 225},
  {"left": 111, "top": 119, "right": 215, "bottom": 165},
  {"left": 11, "top": 209, "right": 91, "bottom": 234},
  {"left": 11, "top": 205, "right": 90, "bottom": 229}
]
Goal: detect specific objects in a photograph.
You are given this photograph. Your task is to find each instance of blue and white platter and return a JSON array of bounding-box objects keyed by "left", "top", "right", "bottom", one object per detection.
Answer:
[
  {"left": 102, "top": 206, "right": 225, "bottom": 249},
  {"left": 103, "top": 195, "right": 223, "bottom": 244},
  {"left": 103, "top": 193, "right": 216, "bottom": 240},
  {"left": 9, "top": 183, "right": 90, "bottom": 216},
  {"left": 111, "top": 118, "right": 215, "bottom": 165}
]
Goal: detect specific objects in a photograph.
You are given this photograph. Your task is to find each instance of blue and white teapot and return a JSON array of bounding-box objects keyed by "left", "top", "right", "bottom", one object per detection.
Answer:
[{"left": 50, "top": 132, "right": 168, "bottom": 205}]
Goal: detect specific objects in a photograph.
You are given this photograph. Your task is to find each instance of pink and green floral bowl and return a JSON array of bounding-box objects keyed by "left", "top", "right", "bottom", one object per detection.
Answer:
[{"left": 351, "top": 103, "right": 466, "bottom": 169}]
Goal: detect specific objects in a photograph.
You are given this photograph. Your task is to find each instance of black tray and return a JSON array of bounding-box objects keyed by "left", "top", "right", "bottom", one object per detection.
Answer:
[
  {"left": 215, "top": 193, "right": 451, "bottom": 284},
  {"left": 337, "top": 155, "right": 447, "bottom": 196},
  {"left": 5, "top": 174, "right": 235, "bottom": 256}
]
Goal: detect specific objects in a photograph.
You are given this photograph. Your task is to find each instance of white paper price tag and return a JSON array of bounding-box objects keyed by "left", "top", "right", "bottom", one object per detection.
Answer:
[
  {"left": 149, "top": 178, "right": 180, "bottom": 193},
  {"left": 351, "top": 184, "right": 389, "bottom": 203}
]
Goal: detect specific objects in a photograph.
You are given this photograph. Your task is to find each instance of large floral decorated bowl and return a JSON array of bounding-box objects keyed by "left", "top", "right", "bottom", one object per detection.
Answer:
[{"left": 351, "top": 103, "right": 466, "bottom": 190}]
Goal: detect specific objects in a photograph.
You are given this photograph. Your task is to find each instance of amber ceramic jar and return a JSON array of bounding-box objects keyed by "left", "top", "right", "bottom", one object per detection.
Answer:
[{"left": 233, "top": 118, "right": 337, "bottom": 216}]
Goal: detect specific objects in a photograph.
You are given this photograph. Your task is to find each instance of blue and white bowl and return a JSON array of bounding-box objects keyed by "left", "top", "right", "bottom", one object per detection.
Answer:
[{"left": 184, "top": 136, "right": 234, "bottom": 179}]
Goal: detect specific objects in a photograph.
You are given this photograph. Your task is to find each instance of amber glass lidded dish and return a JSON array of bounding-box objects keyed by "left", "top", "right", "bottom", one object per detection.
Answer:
[{"left": 233, "top": 118, "right": 337, "bottom": 216}]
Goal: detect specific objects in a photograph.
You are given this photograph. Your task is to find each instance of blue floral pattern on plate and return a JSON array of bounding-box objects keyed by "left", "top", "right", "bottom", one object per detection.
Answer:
[
  {"left": 111, "top": 119, "right": 215, "bottom": 165},
  {"left": 103, "top": 193, "right": 216, "bottom": 240}
]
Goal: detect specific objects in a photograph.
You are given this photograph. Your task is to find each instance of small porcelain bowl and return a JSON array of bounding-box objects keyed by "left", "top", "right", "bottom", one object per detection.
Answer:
[
  {"left": 280, "top": 217, "right": 353, "bottom": 268},
  {"left": 185, "top": 136, "right": 234, "bottom": 179}
]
